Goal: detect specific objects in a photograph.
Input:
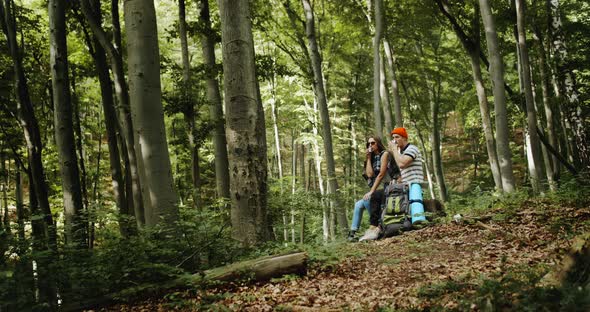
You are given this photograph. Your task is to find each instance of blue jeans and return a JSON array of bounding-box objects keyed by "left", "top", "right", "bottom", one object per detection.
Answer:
[{"left": 351, "top": 198, "right": 371, "bottom": 231}]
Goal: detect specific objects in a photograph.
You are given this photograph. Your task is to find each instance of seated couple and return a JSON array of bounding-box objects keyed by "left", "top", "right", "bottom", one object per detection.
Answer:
[{"left": 347, "top": 127, "right": 424, "bottom": 242}]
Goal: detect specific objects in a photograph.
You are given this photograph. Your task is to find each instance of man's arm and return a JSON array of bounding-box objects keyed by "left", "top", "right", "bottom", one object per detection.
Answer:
[{"left": 389, "top": 141, "right": 414, "bottom": 169}]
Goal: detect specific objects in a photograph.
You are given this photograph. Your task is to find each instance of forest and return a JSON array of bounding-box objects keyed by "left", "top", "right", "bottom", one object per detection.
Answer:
[{"left": 0, "top": 0, "right": 589, "bottom": 310}]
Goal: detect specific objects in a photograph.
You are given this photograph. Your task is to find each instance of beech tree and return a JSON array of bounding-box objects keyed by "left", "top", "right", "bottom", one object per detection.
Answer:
[
  {"left": 218, "top": 0, "right": 270, "bottom": 245},
  {"left": 478, "top": 0, "right": 516, "bottom": 193},
  {"left": 124, "top": 0, "right": 179, "bottom": 226},
  {"left": 49, "top": 0, "right": 87, "bottom": 247}
]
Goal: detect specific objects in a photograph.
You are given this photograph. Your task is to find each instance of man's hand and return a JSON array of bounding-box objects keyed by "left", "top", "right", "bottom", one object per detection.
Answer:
[{"left": 389, "top": 139, "right": 398, "bottom": 151}]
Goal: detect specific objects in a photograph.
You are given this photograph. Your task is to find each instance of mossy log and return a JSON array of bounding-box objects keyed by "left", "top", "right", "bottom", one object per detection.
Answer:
[
  {"left": 202, "top": 251, "right": 308, "bottom": 282},
  {"left": 62, "top": 252, "right": 307, "bottom": 311}
]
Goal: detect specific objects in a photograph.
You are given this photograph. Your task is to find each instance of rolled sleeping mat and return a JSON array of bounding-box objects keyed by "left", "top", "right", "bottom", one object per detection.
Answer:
[{"left": 409, "top": 183, "right": 426, "bottom": 224}]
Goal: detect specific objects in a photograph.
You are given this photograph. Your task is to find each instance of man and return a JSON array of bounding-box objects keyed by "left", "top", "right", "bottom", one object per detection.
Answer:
[
  {"left": 389, "top": 127, "right": 424, "bottom": 185},
  {"left": 359, "top": 127, "right": 424, "bottom": 241}
]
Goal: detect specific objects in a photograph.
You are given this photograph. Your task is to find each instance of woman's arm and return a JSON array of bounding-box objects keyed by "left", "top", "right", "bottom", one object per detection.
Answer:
[{"left": 363, "top": 152, "right": 389, "bottom": 199}]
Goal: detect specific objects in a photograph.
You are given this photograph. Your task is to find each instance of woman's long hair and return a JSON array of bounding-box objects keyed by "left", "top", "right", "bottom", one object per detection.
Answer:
[{"left": 367, "top": 136, "right": 386, "bottom": 154}]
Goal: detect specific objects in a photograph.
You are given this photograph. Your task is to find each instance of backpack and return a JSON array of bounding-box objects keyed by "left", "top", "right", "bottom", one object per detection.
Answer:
[{"left": 380, "top": 183, "right": 412, "bottom": 238}]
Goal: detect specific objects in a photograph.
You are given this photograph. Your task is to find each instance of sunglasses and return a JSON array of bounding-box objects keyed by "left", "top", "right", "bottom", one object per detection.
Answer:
[{"left": 366, "top": 141, "right": 376, "bottom": 147}]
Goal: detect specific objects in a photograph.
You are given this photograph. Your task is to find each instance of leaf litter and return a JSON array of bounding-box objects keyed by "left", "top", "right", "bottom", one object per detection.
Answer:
[{"left": 99, "top": 199, "right": 590, "bottom": 311}]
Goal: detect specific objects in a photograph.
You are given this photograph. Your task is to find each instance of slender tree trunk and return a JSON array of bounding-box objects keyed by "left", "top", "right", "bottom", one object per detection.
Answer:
[
  {"left": 199, "top": 0, "right": 230, "bottom": 200},
  {"left": 301, "top": 0, "right": 346, "bottom": 235},
  {"left": 1, "top": 156, "right": 8, "bottom": 231},
  {"left": 304, "top": 97, "right": 327, "bottom": 240},
  {"left": 178, "top": 0, "right": 202, "bottom": 209},
  {"left": 0, "top": 157, "right": 6, "bottom": 268},
  {"left": 379, "top": 52, "right": 392, "bottom": 133},
  {"left": 218, "top": 0, "right": 270, "bottom": 245},
  {"left": 291, "top": 135, "right": 296, "bottom": 244},
  {"left": 435, "top": 0, "right": 503, "bottom": 191},
  {"left": 468, "top": 50, "right": 503, "bottom": 191},
  {"left": 80, "top": 0, "right": 145, "bottom": 226},
  {"left": 429, "top": 83, "right": 448, "bottom": 202},
  {"left": 383, "top": 39, "right": 403, "bottom": 127},
  {"left": 478, "top": 0, "right": 516, "bottom": 192},
  {"left": 270, "top": 76, "right": 283, "bottom": 179},
  {"left": 515, "top": 0, "right": 543, "bottom": 193},
  {"left": 548, "top": 0, "right": 588, "bottom": 171},
  {"left": 269, "top": 72, "right": 286, "bottom": 241},
  {"left": 49, "top": 0, "right": 87, "bottom": 247},
  {"left": 85, "top": 11, "right": 132, "bottom": 234},
  {"left": 70, "top": 68, "right": 90, "bottom": 215},
  {"left": 15, "top": 168, "right": 25, "bottom": 246},
  {"left": 534, "top": 43, "right": 559, "bottom": 188},
  {"left": 372, "top": 0, "right": 383, "bottom": 135},
  {"left": 416, "top": 126, "right": 436, "bottom": 200},
  {"left": 0, "top": 0, "right": 57, "bottom": 306},
  {"left": 124, "top": 0, "right": 179, "bottom": 226}
]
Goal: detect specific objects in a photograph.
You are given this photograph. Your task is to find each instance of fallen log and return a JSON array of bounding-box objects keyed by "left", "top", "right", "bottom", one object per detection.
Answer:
[
  {"left": 202, "top": 251, "right": 308, "bottom": 282},
  {"left": 62, "top": 251, "right": 307, "bottom": 311}
]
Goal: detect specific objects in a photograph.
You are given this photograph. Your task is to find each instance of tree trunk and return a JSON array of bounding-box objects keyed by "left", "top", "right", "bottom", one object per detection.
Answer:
[
  {"left": 548, "top": 0, "right": 589, "bottom": 171},
  {"left": 0, "top": 0, "right": 57, "bottom": 305},
  {"left": 372, "top": 0, "right": 383, "bottom": 135},
  {"left": 434, "top": 0, "right": 503, "bottom": 192},
  {"left": 218, "top": 0, "right": 270, "bottom": 245},
  {"left": 178, "top": 0, "right": 202, "bottom": 209},
  {"left": 49, "top": 0, "right": 87, "bottom": 247},
  {"left": 15, "top": 168, "right": 25, "bottom": 247},
  {"left": 533, "top": 25, "right": 559, "bottom": 184},
  {"left": 80, "top": 0, "right": 145, "bottom": 227},
  {"left": 124, "top": 0, "right": 179, "bottom": 226},
  {"left": 199, "top": 0, "right": 230, "bottom": 200},
  {"left": 70, "top": 68, "right": 90, "bottom": 216},
  {"left": 478, "top": 0, "right": 516, "bottom": 193},
  {"left": 468, "top": 51, "right": 503, "bottom": 192},
  {"left": 0, "top": 158, "right": 6, "bottom": 268},
  {"left": 429, "top": 84, "right": 448, "bottom": 202},
  {"left": 203, "top": 252, "right": 307, "bottom": 282},
  {"left": 301, "top": 0, "right": 347, "bottom": 235},
  {"left": 83, "top": 2, "right": 132, "bottom": 235},
  {"left": 379, "top": 52, "right": 392, "bottom": 133},
  {"left": 515, "top": 0, "right": 543, "bottom": 193},
  {"left": 383, "top": 39, "right": 403, "bottom": 127}
]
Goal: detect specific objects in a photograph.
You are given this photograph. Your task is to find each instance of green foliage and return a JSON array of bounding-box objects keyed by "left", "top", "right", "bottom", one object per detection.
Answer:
[{"left": 418, "top": 264, "right": 590, "bottom": 312}]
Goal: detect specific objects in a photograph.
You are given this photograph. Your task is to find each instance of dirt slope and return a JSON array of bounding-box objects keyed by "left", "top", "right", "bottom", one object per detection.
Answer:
[{"left": 101, "top": 200, "right": 589, "bottom": 311}]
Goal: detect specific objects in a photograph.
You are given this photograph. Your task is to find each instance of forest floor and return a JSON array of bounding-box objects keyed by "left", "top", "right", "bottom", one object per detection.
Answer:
[{"left": 97, "top": 196, "right": 590, "bottom": 311}]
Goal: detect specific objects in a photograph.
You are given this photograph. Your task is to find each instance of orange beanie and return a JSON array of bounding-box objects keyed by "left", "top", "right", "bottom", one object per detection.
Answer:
[{"left": 391, "top": 127, "right": 408, "bottom": 139}]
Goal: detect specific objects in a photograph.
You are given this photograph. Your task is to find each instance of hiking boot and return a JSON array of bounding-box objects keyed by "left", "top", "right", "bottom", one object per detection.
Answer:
[
  {"left": 347, "top": 230, "right": 357, "bottom": 242},
  {"left": 358, "top": 226, "right": 381, "bottom": 242}
]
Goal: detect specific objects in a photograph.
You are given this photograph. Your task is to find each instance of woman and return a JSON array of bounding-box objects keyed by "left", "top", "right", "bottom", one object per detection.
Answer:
[{"left": 348, "top": 136, "right": 392, "bottom": 241}]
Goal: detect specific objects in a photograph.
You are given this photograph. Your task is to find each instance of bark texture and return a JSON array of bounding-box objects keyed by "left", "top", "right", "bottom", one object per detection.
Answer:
[{"left": 218, "top": 0, "right": 270, "bottom": 245}]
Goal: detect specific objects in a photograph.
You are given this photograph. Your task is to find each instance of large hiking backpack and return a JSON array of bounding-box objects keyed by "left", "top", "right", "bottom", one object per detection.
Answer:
[{"left": 380, "top": 183, "right": 412, "bottom": 238}]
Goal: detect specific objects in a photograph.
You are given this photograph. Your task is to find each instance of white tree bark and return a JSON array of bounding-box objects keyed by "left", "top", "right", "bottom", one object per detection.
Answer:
[
  {"left": 478, "top": 0, "right": 516, "bottom": 192},
  {"left": 383, "top": 40, "right": 403, "bottom": 127},
  {"left": 516, "top": 0, "right": 543, "bottom": 193}
]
